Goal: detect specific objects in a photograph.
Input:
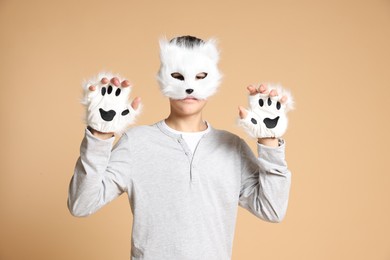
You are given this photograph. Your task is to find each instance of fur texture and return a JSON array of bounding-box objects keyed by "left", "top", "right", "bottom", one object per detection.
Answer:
[
  {"left": 238, "top": 83, "right": 294, "bottom": 138},
  {"left": 81, "top": 72, "right": 141, "bottom": 134},
  {"left": 157, "top": 37, "right": 222, "bottom": 100}
]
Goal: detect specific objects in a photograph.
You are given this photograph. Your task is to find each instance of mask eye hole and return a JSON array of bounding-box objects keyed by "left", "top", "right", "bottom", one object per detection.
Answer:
[
  {"left": 171, "top": 72, "right": 185, "bottom": 81},
  {"left": 195, "top": 72, "right": 208, "bottom": 80}
]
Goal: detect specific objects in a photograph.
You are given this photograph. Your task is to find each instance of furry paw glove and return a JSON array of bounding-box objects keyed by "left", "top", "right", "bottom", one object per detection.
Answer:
[
  {"left": 81, "top": 72, "right": 141, "bottom": 134},
  {"left": 238, "top": 84, "right": 294, "bottom": 138}
]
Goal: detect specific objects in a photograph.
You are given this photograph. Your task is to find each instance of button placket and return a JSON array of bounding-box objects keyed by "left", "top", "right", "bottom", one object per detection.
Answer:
[
  {"left": 155, "top": 120, "right": 212, "bottom": 185},
  {"left": 190, "top": 162, "right": 197, "bottom": 183},
  {"left": 177, "top": 137, "right": 197, "bottom": 183},
  {"left": 189, "top": 138, "right": 204, "bottom": 184}
]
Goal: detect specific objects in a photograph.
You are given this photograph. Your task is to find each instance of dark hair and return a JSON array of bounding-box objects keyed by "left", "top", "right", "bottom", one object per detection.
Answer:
[{"left": 169, "top": 35, "right": 204, "bottom": 48}]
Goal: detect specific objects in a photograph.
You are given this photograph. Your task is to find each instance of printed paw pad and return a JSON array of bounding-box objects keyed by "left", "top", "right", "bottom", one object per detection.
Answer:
[
  {"left": 81, "top": 72, "right": 140, "bottom": 134},
  {"left": 97, "top": 85, "right": 131, "bottom": 122},
  {"left": 250, "top": 97, "right": 282, "bottom": 128}
]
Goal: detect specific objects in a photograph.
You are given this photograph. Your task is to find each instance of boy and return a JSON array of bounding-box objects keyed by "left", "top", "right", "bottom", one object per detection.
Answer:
[{"left": 68, "top": 35, "right": 293, "bottom": 259}]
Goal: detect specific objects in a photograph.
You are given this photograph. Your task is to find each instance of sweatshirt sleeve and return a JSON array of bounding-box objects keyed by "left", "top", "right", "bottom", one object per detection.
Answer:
[
  {"left": 67, "top": 128, "right": 132, "bottom": 217},
  {"left": 238, "top": 138, "right": 291, "bottom": 223}
]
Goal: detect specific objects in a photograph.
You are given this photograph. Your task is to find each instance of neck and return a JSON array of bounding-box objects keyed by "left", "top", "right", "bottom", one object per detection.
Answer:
[{"left": 165, "top": 113, "right": 207, "bottom": 132}]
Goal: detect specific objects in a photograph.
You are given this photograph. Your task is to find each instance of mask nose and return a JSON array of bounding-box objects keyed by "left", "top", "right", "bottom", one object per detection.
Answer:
[{"left": 186, "top": 89, "right": 194, "bottom": 94}]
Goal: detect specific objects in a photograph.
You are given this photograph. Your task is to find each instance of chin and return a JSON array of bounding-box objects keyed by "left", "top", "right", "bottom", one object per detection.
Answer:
[{"left": 170, "top": 98, "right": 207, "bottom": 115}]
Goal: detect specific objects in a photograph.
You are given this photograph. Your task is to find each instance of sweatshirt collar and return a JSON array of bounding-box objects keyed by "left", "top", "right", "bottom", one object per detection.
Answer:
[{"left": 155, "top": 120, "right": 214, "bottom": 140}]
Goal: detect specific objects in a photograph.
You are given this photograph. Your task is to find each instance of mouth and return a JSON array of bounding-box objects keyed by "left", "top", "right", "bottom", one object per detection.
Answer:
[{"left": 182, "top": 96, "right": 198, "bottom": 101}]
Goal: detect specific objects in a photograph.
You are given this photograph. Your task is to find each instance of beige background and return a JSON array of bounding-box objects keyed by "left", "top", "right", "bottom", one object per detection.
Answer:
[{"left": 1, "top": 0, "right": 389, "bottom": 259}]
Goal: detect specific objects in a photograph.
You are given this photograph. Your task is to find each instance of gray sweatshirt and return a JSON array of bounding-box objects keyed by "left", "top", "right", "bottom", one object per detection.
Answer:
[{"left": 68, "top": 121, "right": 291, "bottom": 260}]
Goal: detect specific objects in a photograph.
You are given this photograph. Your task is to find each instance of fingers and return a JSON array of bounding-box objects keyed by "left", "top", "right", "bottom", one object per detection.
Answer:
[
  {"left": 110, "top": 77, "right": 131, "bottom": 87},
  {"left": 101, "top": 77, "right": 122, "bottom": 87},
  {"left": 92, "top": 77, "right": 131, "bottom": 90},
  {"left": 247, "top": 85, "right": 258, "bottom": 96},
  {"left": 247, "top": 84, "right": 268, "bottom": 95},
  {"left": 121, "top": 80, "right": 131, "bottom": 88},
  {"left": 131, "top": 97, "right": 141, "bottom": 110},
  {"left": 246, "top": 83, "right": 289, "bottom": 105},
  {"left": 238, "top": 106, "right": 248, "bottom": 119},
  {"left": 88, "top": 77, "right": 109, "bottom": 91},
  {"left": 258, "top": 84, "right": 267, "bottom": 94},
  {"left": 247, "top": 83, "right": 268, "bottom": 96},
  {"left": 269, "top": 89, "right": 277, "bottom": 97},
  {"left": 269, "top": 90, "right": 288, "bottom": 103},
  {"left": 101, "top": 77, "right": 109, "bottom": 84},
  {"left": 110, "top": 77, "right": 120, "bottom": 87}
]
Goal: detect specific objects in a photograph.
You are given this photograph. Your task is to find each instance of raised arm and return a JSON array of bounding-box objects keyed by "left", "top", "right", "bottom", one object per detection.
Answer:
[
  {"left": 238, "top": 138, "right": 291, "bottom": 222},
  {"left": 237, "top": 83, "right": 294, "bottom": 222},
  {"left": 67, "top": 73, "right": 141, "bottom": 217},
  {"left": 67, "top": 129, "right": 132, "bottom": 217}
]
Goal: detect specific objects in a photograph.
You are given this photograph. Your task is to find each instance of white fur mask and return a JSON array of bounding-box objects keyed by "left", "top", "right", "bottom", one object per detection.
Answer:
[{"left": 157, "top": 38, "right": 222, "bottom": 100}]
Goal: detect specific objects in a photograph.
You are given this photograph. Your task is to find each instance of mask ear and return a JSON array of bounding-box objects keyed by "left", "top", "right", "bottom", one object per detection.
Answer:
[
  {"left": 201, "top": 39, "right": 220, "bottom": 63},
  {"left": 158, "top": 37, "right": 172, "bottom": 62}
]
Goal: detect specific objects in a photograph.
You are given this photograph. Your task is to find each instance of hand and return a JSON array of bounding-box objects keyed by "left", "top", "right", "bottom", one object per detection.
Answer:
[
  {"left": 238, "top": 83, "right": 294, "bottom": 140},
  {"left": 82, "top": 72, "right": 142, "bottom": 136}
]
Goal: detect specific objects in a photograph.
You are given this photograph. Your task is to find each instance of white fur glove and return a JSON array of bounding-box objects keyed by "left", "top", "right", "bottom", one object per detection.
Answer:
[
  {"left": 238, "top": 83, "right": 294, "bottom": 138},
  {"left": 81, "top": 72, "right": 141, "bottom": 134}
]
